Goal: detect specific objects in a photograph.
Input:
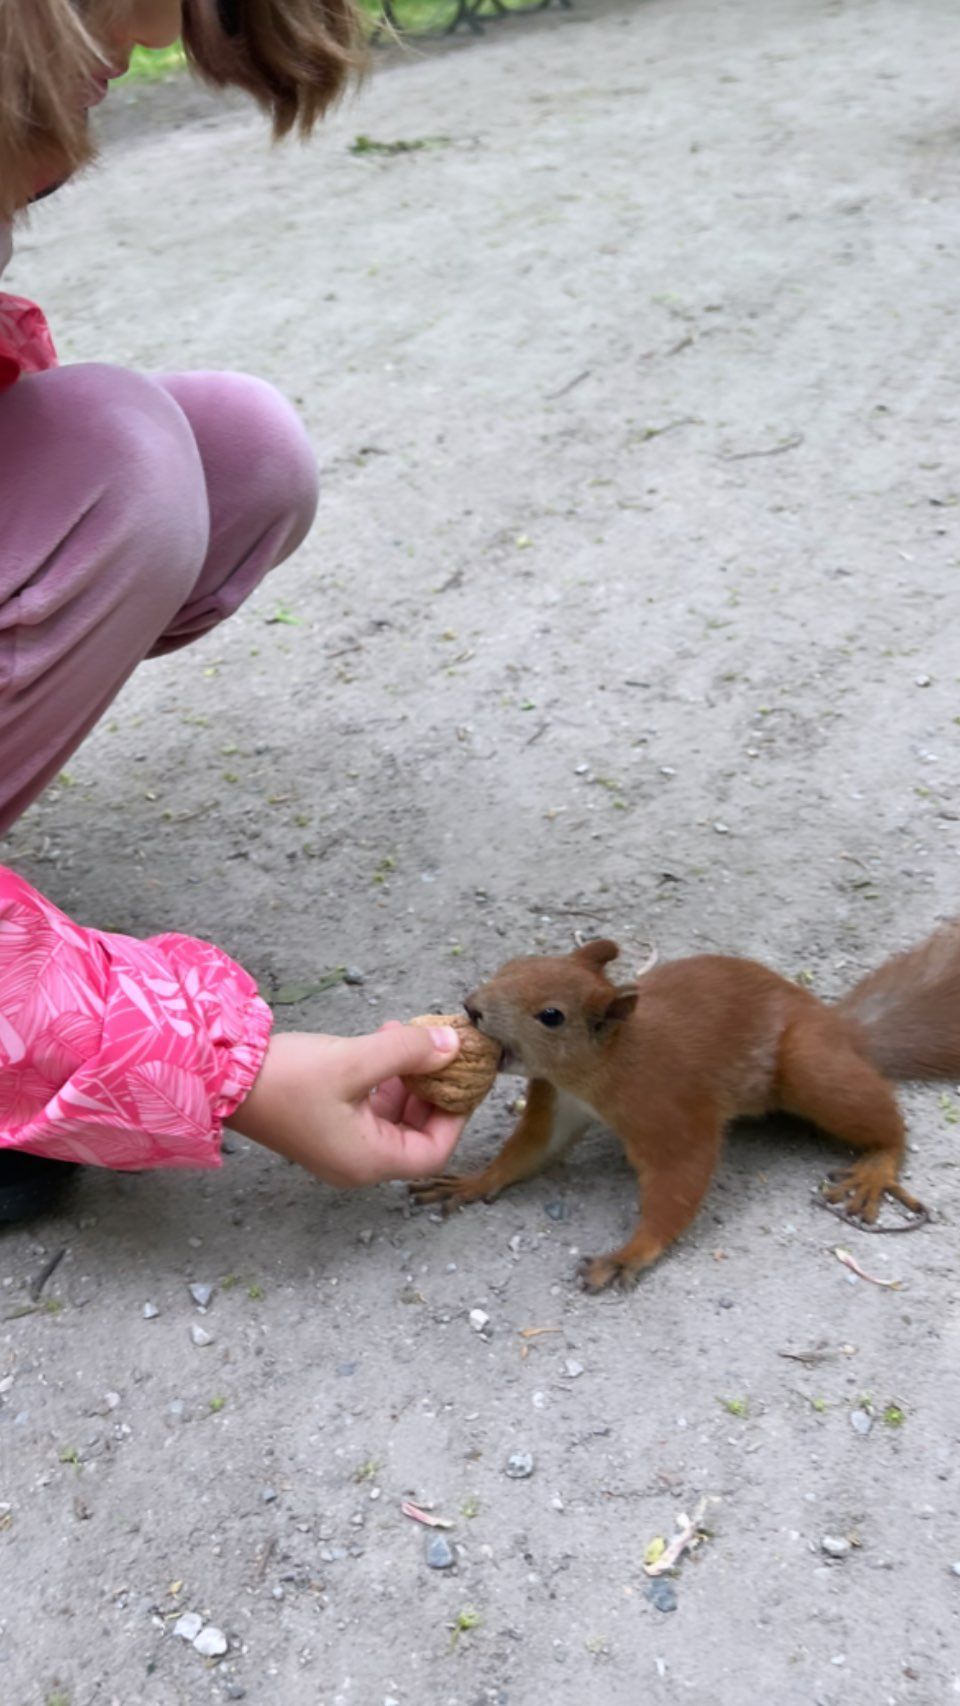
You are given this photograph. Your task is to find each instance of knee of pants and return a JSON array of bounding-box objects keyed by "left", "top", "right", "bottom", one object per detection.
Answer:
[
  {"left": 158, "top": 370, "right": 320, "bottom": 567},
  {"left": 11, "top": 363, "right": 211, "bottom": 633}
]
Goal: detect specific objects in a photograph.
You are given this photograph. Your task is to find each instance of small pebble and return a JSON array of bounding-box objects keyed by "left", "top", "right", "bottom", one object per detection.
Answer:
[
  {"left": 544, "top": 1200, "right": 569, "bottom": 1222},
  {"left": 950, "top": 1561, "right": 960, "bottom": 1578},
  {"left": 821, "top": 1535, "right": 851, "bottom": 1559},
  {"left": 261, "top": 1487, "right": 278, "bottom": 1504},
  {"left": 469, "top": 1308, "right": 490, "bottom": 1333},
  {"left": 190, "top": 1325, "right": 213, "bottom": 1348},
  {"left": 271, "top": 1585, "right": 284, "bottom": 1600},
  {"left": 193, "top": 1625, "right": 228, "bottom": 1658},
  {"left": 718, "top": 1297, "right": 734, "bottom": 1310},
  {"left": 850, "top": 1408, "right": 873, "bottom": 1436},
  {"left": 505, "top": 1451, "right": 535, "bottom": 1479},
  {"left": 189, "top": 1283, "right": 214, "bottom": 1309},
  {"left": 142, "top": 1302, "right": 160, "bottom": 1320},
  {"left": 574, "top": 763, "right": 590, "bottom": 775},
  {"left": 645, "top": 1577, "right": 678, "bottom": 1613},
  {"left": 336, "top": 1361, "right": 358, "bottom": 1377},
  {"left": 425, "top": 1534, "right": 455, "bottom": 1570},
  {"left": 564, "top": 1360, "right": 584, "bottom": 1379},
  {"left": 357, "top": 1229, "right": 374, "bottom": 1246},
  {"left": 713, "top": 821, "right": 731, "bottom": 835},
  {"left": 173, "top": 1611, "right": 203, "bottom": 1642},
  {"left": 225, "top": 1687, "right": 247, "bottom": 1702},
  {"left": 915, "top": 674, "right": 932, "bottom": 687},
  {"left": 344, "top": 967, "right": 366, "bottom": 985},
  {"left": 103, "top": 1391, "right": 120, "bottom": 1411}
]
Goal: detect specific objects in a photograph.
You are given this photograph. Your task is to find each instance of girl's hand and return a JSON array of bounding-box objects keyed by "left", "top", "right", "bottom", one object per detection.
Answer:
[{"left": 230, "top": 1021, "right": 467, "bottom": 1187}]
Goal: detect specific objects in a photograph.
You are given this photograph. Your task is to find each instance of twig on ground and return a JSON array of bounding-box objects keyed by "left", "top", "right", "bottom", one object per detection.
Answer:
[
  {"left": 720, "top": 432, "right": 804, "bottom": 462},
  {"left": 831, "top": 1246, "right": 901, "bottom": 1287},
  {"left": 29, "top": 1246, "right": 67, "bottom": 1302},
  {"left": 643, "top": 1496, "right": 717, "bottom": 1577}
]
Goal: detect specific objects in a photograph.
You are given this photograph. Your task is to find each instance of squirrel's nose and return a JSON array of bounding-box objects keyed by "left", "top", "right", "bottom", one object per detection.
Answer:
[{"left": 464, "top": 998, "right": 483, "bottom": 1026}]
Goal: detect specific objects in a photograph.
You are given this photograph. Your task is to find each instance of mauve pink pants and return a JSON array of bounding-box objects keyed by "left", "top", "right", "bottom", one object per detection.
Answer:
[{"left": 0, "top": 363, "right": 319, "bottom": 835}]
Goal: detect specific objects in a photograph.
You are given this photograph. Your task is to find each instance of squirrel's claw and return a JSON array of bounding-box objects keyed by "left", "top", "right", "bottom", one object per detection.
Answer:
[
  {"left": 818, "top": 1169, "right": 929, "bottom": 1234},
  {"left": 577, "top": 1253, "right": 642, "bottom": 1293},
  {"left": 408, "top": 1174, "right": 490, "bottom": 1211}
]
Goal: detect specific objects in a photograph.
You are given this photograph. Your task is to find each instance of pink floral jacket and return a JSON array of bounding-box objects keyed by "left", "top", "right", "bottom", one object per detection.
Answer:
[
  {"left": 0, "top": 867, "right": 273, "bottom": 1169},
  {"left": 0, "top": 293, "right": 58, "bottom": 389},
  {"left": 0, "top": 224, "right": 58, "bottom": 390}
]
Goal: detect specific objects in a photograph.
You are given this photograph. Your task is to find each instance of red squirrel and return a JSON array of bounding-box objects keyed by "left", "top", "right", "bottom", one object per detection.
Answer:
[{"left": 411, "top": 928, "right": 960, "bottom": 1291}]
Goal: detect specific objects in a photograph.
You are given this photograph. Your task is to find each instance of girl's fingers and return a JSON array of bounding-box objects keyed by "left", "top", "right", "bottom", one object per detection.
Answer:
[
  {"left": 370, "top": 1081, "right": 453, "bottom": 1134},
  {"left": 378, "top": 1112, "right": 465, "bottom": 1179},
  {"left": 342, "top": 1023, "right": 459, "bottom": 1101},
  {"left": 370, "top": 1076, "right": 405, "bottom": 1122}
]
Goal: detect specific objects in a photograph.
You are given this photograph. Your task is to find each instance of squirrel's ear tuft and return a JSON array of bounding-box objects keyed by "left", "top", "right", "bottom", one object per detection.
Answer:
[{"left": 573, "top": 938, "right": 620, "bottom": 970}]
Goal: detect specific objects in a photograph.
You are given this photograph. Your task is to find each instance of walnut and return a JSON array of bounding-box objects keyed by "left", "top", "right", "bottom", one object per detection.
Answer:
[{"left": 402, "top": 1013, "right": 500, "bottom": 1115}]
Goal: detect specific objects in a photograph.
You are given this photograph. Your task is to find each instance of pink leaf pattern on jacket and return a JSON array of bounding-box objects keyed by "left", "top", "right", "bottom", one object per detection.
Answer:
[
  {"left": 0, "top": 292, "right": 58, "bottom": 390},
  {"left": 0, "top": 868, "right": 272, "bottom": 1169}
]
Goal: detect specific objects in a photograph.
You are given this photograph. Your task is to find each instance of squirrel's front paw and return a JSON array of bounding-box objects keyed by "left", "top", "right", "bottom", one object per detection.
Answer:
[
  {"left": 409, "top": 1173, "right": 492, "bottom": 1212},
  {"left": 577, "top": 1254, "right": 641, "bottom": 1294}
]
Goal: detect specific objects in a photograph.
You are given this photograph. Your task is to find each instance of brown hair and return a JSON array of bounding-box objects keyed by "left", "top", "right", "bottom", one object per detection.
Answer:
[
  {"left": 183, "top": 0, "right": 364, "bottom": 138},
  {"left": 0, "top": 0, "right": 103, "bottom": 221},
  {"left": 0, "top": 0, "right": 365, "bottom": 223}
]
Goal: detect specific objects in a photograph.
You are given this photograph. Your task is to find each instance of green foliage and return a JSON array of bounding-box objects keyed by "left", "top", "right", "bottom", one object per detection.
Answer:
[
  {"left": 118, "top": 0, "right": 559, "bottom": 78},
  {"left": 120, "top": 43, "right": 186, "bottom": 82},
  {"left": 718, "top": 1395, "right": 749, "bottom": 1417}
]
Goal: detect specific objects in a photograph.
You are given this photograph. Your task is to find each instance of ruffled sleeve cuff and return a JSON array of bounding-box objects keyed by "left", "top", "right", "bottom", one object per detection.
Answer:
[{"left": 0, "top": 868, "right": 273, "bottom": 1171}]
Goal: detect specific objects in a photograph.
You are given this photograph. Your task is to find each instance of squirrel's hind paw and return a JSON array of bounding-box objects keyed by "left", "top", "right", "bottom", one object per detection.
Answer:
[{"left": 819, "top": 1165, "right": 929, "bottom": 1234}]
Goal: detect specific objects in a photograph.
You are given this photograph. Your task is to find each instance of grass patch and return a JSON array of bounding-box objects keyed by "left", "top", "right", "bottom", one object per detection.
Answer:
[
  {"left": 350, "top": 132, "right": 453, "bottom": 156},
  {"left": 119, "top": 42, "right": 186, "bottom": 83}
]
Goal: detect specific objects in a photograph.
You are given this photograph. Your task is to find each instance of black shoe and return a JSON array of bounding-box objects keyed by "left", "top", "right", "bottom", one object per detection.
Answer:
[{"left": 0, "top": 1151, "right": 79, "bottom": 1225}]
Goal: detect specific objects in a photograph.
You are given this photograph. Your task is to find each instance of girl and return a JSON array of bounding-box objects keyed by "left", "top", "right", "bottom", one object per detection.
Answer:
[{"left": 0, "top": 0, "right": 466, "bottom": 1223}]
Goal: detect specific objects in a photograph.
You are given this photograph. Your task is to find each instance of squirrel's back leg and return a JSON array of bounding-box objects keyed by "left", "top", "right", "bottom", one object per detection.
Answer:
[
  {"left": 410, "top": 1080, "right": 594, "bottom": 1211},
  {"left": 578, "top": 1113, "right": 723, "bottom": 1292},
  {"left": 775, "top": 1018, "right": 925, "bottom": 1223}
]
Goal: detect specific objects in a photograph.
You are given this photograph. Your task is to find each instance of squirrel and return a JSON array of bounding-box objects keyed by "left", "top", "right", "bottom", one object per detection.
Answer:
[{"left": 411, "top": 927, "right": 960, "bottom": 1291}]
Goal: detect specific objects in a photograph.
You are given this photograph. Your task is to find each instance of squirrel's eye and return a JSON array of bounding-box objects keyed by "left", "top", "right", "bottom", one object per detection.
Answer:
[{"left": 536, "top": 1007, "right": 565, "bottom": 1029}]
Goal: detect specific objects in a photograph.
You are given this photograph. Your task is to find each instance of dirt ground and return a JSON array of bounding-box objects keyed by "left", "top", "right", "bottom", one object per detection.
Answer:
[{"left": 2, "top": 0, "right": 960, "bottom": 1700}]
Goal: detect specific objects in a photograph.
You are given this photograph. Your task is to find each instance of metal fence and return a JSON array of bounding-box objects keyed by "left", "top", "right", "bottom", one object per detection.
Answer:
[{"left": 370, "top": 0, "right": 572, "bottom": 42}]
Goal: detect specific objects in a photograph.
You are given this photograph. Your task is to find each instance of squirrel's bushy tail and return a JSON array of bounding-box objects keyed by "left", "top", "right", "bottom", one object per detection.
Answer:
[{"left": 836, "top": 922, "right": 960, "bottom": 1081}]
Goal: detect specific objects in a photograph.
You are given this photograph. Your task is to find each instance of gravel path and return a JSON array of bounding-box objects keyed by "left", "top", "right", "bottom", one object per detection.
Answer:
[{"left": 2, "top": 1, "right": 959, "bottom": 1700}]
